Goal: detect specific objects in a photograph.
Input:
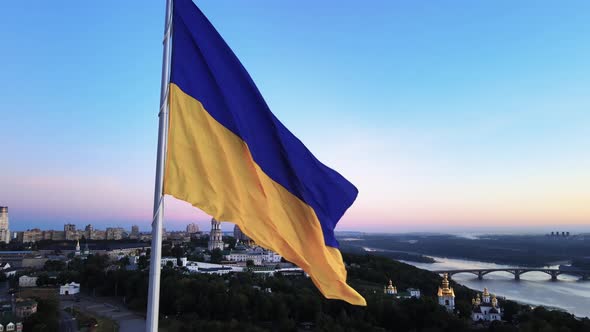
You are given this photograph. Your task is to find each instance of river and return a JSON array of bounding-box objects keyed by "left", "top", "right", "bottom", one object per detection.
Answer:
[{"left": 397, "top": 255, "right": 590, "bottom": 318}]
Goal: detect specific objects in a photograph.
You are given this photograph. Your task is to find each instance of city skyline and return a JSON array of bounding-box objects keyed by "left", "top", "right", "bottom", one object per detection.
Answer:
[
  {"left": 2, "top": 1, "right": 590, "bottom": 232},
  {"left": 7, "top": 216, "right": 590, "bottom": 235}
]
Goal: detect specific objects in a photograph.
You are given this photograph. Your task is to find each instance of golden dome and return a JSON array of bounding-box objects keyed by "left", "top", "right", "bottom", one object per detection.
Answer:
[
  {"left": 385, "top": 280, "right": 396, "bottom": 293},
  {"left": 491, "top": 294, "right": 498, "bottom": 307},
  {"left": 442, "top": 273, "right": 450, "bottom": 288},
  {"left": 483, "top": 288, "right": 490, "bottom": 297},
  {"left": 439, "top": 273, "right": 455, "bottom": 297}
]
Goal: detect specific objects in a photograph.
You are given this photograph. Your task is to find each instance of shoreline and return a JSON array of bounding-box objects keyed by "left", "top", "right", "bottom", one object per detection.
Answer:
[{"left": 385, "top": 251, "right": 590, "bottom": 319}]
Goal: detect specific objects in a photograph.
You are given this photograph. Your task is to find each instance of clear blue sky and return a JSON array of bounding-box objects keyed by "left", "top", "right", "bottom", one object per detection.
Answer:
[{"left": 1, "top": 1, "right": 589, "bottom": 232}]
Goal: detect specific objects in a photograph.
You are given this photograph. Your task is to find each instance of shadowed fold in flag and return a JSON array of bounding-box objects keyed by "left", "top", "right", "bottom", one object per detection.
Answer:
[{"left": 164, "top": 0, "right": 366, "bottom": 306}]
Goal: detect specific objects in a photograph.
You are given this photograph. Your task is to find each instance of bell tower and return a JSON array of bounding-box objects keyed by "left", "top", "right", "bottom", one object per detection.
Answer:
[{"left": 208, "top": 218, "right": 224, "bottom": 251}]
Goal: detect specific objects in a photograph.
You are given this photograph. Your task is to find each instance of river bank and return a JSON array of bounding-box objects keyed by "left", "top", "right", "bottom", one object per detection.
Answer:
[{"left": 398, "top": 254, "right": 590, "bottom": 318}]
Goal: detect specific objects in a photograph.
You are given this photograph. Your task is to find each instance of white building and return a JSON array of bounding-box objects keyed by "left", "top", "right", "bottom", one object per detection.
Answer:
[
  {"left": 250, "top": 266, "right": 306, "bottom": 277},
  {"left": 0, "top": 207, "right": 10, "bottom": 244},
  {"left": 18, "top": 275, "right": 38, "bottom": 288},
  {"left": 407, "top": 288, "right": 421, "bottom": 299},
  {"left": 384, "top": 281, "right": 421, "bottom": 299},
  {"left": 437, "top": 273, "right": 455, "bottom": 312},
  {"left": 471, "top": 288, "right": 502, "bottom": 322},
  {"left": 184, "top": 261, "right": 244, "bottom": 275},
  {"left": 75, "top": 240, "right": 81, "bottom": 256},
  {"left": 161, "top": 257, "right": 187, "bottom": 268},
  {"left": 60, "top": 282, "right": 80, "bottom": 296},
  {"left": 0, "top": 322, "right": 23, "bottom": 332},
  {"left": 224, "top": 245, "right": 282, "bottom": 265},
  {"left": 208, "top": 218, "right": 224, "bottom": 251}
]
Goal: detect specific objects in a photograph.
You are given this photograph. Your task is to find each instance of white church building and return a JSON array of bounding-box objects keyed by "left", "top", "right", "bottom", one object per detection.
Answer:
[
  {"left": 437, "top": 273, "right": 455, "bottom": 312},
  {"left": 60, "top": 282, "right": 80, "bottom": 296},
  {"left": 471, "top": 288, "right": 503, "bottom": 322}
]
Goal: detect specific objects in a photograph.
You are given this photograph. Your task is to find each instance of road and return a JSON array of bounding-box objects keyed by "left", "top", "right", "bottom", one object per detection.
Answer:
[
  {"left": 73, "top": 294, "right": 146, "bottom": 332},
  {"left": 59, "top": 309, "right": 78, "bottom": 332}
]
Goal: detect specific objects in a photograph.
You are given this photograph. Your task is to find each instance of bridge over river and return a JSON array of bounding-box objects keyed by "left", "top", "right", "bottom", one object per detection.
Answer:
[{"left": 433, "top": 268, "right": 590, "bottom": 281}]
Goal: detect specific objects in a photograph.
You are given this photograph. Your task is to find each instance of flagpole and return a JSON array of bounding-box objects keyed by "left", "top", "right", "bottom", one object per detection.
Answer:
[{"left": 146, "top": 0, "right": 173, "bottom": 331}]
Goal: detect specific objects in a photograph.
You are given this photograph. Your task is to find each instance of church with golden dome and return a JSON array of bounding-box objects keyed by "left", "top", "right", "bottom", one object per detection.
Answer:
[
  {"left": 471, "top": 288, "right": 502, "bottom": 322},
  {"left": 383, "top": 280, "right": 421, "bottom": 299},
  {"left": 437, "top": 273, "right": 455, "bottom": 312},
  {"left": 384, "top": 279, "right": 397, "bottom": 295}
]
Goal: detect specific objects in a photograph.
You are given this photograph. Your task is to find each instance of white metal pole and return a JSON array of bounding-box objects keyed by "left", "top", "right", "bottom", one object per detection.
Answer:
[{"left": 146, "top": 0, "right": 173, "bottom": 331}]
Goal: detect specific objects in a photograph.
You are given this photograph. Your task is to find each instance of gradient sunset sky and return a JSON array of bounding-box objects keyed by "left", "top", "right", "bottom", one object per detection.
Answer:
[{"left": 1, "top": 1, "right": 589, "bottom": 233}]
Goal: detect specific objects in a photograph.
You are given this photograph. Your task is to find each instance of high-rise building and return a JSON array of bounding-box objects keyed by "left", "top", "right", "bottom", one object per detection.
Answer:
[
  {"left": 233, "top": 224, "right": 251, "bottom": 243},
  {"left": 22, "top": 229, "right": 43, "bottom": 243},
  {"left": 130, "top": 225, "right": 140, "bottom": 239},
  {"left": 208, "top": 218, "right": 224, "bottom": 251},
  {"left": 186, "top": 223, "right": 199, "bottom": 234},
  {"left": 64, "top": 223, "right": 77, "bottom": 240},
  {"left": 94, "top": 230, "right": 106, "bottom": 240},
  {"left": 0, "top": 206, "right": 10, "bottom": 243},
  {"left": 85, "top": 224, "right": 94, "bottom": 239},
  {"left": 106, "top": 227, "right": 124, "bottom": 240}
]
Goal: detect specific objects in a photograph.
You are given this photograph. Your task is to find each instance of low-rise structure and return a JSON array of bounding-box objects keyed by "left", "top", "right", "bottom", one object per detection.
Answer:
[
  {"left": 0, "top": 313, "right": 23, "bottom": 332},
  {"left": 383, "top": 280, "right": 421, "bottom": 299},
  {"left": 59, "top": 282, "right": 80, "bottom": 296},
  {"left": 18, "top": 275, "right": 38, "bottom": 288},
  {"left": 184, "top": 261, "right": 244, "bottom": 275},
  {"left": 224, "top": 244, "right": 282, "bottom": 265},
  {"left": 161, "top": 257, "right": 188, "bottom": 268},
  {"left": 406, "top": 288, "right": 422, "bottom": 299},
  {"left": 2, "top": 268, "right": 20, "bottom": 278},
  {"left": 15, "top": 299, "right": 37, "bottom": 318},
  {"left": 249, "top": 266, "right": 306, "bottom": 277}
]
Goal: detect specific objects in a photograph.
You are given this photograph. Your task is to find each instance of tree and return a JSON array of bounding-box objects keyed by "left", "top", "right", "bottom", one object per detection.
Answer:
[
  {"left": 118, "top": 256, "right": 131, "bottom": 269},
  {"left": 44, "top": 260, "right": 66, "bottom": 271},
  {"left": 172, "top": 245, "right": 185, "bottom": 258},
  {"left": 35, "top": 273, "right": 54, "bottom": 286},
  {"left": 137, "top": 256, "right": 149, "bottom": 270},
  {"left": 210, "top": 248, "right": 223, "bottom": 263}
]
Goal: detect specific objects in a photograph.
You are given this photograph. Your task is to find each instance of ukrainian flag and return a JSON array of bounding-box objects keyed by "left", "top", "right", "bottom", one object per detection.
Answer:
[{"left": 164, "top": 0, "right": 366, "bottom": 306}]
